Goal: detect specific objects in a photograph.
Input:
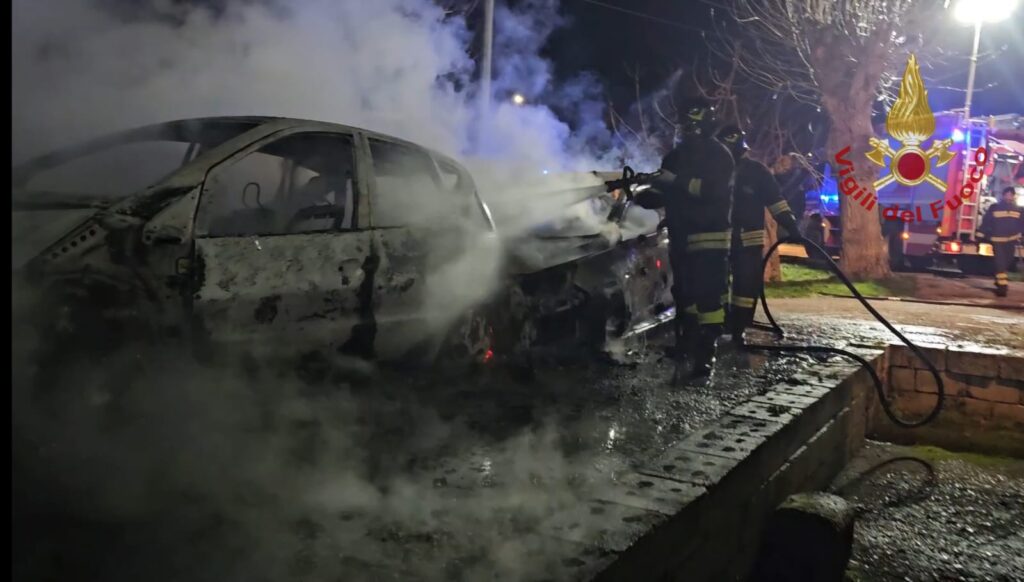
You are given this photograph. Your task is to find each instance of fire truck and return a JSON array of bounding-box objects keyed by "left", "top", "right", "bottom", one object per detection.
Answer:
[{"left": 806, "top": 112, "right": 1024, "bottom": 273}]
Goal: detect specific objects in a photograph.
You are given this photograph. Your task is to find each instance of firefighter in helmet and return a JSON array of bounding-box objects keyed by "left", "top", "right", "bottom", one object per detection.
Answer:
[
  {"left": 715, "top": 124, "right": 801, "bottom": 344},
  {"left": 979, "top": 186, "right": 1023, "bottom": 297},
  {"left": 632, "top": 96, "right": 735, "bottom": 380}
]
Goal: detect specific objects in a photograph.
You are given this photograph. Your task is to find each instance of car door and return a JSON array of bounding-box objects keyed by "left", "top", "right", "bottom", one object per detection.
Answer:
[
  {"left": 363, "top": 137, "right": 499, "bottom": 359},
  {"left": 190, "top": 129, "right": 376, "bottom": 358}
]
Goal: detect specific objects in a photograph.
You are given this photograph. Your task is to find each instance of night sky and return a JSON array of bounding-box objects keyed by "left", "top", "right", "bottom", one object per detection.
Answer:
[
  {"left": 542, "top": 0, "right": 1023, "bottom": 119},
  {"left": 543, "top": 0, "right": 713, "bottom": 111}
]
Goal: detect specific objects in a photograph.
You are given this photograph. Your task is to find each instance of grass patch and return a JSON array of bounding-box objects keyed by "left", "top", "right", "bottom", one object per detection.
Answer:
[
  {"left": 911, "top": 445, "right": 1021, "bottom": 469},
  {"left": 774, "top": 263, "right": 833, "bottom": 282},
  {"left": 763, "top": 263, "right": 916, "bottom": 299}
]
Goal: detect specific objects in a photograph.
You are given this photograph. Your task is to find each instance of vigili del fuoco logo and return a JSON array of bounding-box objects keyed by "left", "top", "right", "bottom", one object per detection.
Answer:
[{"left": 833, "top": 53, "right": 987, "bottom": 222}]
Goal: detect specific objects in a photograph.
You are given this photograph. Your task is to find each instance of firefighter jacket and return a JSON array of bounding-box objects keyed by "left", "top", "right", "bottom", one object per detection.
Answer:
[
  {"left": 776, "top": 166, "right": 811, "bottom": 219},
  {"left": 979, "top": 201, "right": 1024, "bottom": 244},
  {"left": 732, "top": 157, "right": 800, "bottom": 247},
  {"left": 634, "top": 135, "right": 735, "bottom": 237}
]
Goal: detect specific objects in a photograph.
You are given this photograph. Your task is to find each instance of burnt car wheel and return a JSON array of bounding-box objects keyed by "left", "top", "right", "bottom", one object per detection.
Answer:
[
  {"left": 437, "top": 307, "right": 494, "bottom": 365},
  {"left": 501, "top": 285, "right": 536, "bottom": 354}
]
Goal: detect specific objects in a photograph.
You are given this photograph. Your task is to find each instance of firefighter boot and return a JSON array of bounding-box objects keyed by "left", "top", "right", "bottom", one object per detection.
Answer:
[
  {"left": 688, "top": 325, "right": 722, "bottom": 380},
  {"left": 669, "top": 313, "right": 699, "bottom": 385},
  {"left": 728, "top": 317, "right": 747, "bottom": 348},
  {"left": 669, "top": 309, "right": 698, "bottom": 359},
  {"left": 666, "top": 317, "right": 685, "bottom": 359}
]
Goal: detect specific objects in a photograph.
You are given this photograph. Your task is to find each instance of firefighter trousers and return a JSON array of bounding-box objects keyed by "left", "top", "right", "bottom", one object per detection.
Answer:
[
  {"left": 994, "top": 242, "right": 1014, "bottom": 294},
  {"left": 670, "top": 229, "right": 731, "bottom": 354},
  {"left": 728, "top": 244, "right": 763, "bottom": 336}
]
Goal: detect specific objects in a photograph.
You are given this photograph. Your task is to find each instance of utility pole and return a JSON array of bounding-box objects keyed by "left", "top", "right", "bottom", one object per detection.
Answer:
[
  {"left": 962, "top": 20, "right": 983, "bottom": 124},
  {"left": 959, "top": 20, "right": 983, "bottom": 199},
  {"left": 478, "top": 0, "right": 495, "bottom": 149}
]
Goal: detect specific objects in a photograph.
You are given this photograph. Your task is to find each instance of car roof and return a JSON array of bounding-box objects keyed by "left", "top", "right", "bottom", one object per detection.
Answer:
[
  {"left": 13, "top": 115, "right": 466, "bottom": 191},
  {"left": 158, "top": 116, "right": 456, "bottom": 159}
]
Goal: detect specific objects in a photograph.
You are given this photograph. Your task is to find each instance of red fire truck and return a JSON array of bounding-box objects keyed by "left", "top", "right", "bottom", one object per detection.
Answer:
[
  {"left": 933, "top": 114, "right": 1024, "bottom": 273},
  {"left": 809, "top": 112, "right": 1023, "bottom": 273}
]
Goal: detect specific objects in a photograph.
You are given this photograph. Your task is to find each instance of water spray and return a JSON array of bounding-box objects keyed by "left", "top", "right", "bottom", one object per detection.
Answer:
[{"left": 603, "top": 170, "right": 945, "bottom": 428}]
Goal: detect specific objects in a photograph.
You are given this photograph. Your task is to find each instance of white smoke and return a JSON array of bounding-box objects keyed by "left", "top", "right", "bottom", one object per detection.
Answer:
[
  {"left": 11, "top": 319, "right": 636, "bottom": 581},
  {"left": 12, "top": 8, "right": 666, "bottom": 581},
  {"left": 11, "top": 0, "right": 670, "bottom": 349},
  {"left": 13, "top": 0, "right": 467, "bottom": 159},
  {"left": 12, "top": 0, "right": 668, "bottom": 279},
  {"left": 11, "top": 0, "right": 655, "bottom": 175}
]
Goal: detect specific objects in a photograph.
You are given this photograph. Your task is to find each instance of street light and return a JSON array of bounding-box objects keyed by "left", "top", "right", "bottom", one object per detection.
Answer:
[
  {"left": 952, "top": 0, "right": 1018, "bottom": 215},
  {"left": 511, "top": 93, "right": 526, "bottom": 106},
  {"left": 952, "top": 0, "right": 1019, "bottom": 122},
  {"left": 953, "top": 0, "right": 1018, "bottom": 23},
  {"left": 478, "top": 0, "right": 495, "bottom": 149}
]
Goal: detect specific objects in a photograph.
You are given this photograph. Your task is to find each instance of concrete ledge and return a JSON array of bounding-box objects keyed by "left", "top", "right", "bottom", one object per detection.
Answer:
[
  {"left": 873, "top": 346, "right": 1024, "bottom": 458},
  {"left": 542, "top": 352, "right": 881, "bottom": 581}
]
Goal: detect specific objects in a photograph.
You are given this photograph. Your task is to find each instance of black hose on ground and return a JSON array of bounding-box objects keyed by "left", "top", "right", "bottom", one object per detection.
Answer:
[{"left": 744, "top": 238, "right": 945, "bottom": 429}]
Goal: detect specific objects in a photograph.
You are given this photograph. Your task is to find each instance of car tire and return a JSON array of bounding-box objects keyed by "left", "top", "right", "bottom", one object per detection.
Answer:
[{"left": 436, "top": 307, "right": 494, "bottom": 366}]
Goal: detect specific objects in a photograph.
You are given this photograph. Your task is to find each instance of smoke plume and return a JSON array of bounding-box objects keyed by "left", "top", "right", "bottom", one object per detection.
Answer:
[
  {"left": 11, "top": 2, "right": 664, "bottom": 580},
  {"left": 12, "top": 0, "right": 653, "bottom": 174}
]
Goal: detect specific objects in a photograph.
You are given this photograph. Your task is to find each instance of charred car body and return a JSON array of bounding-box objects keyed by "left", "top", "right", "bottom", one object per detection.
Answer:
[{"left": 13, "top": 117, "right": 672, "bottom": 369}]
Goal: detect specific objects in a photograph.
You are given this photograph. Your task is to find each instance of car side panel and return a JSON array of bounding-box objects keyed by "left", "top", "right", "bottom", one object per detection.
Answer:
[{"left": 192, "top": 232, "right": 373, "bottom": 354}]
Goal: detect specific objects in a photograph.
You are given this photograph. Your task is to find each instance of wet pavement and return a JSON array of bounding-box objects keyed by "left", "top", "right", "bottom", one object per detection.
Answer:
[
  {"left": 771, "top": 297, "right": 1024, "bottom": 353},
  {"left": 833, "top": 441, "right": 1024, "bottom": 582},
  {"left": 907, "top": 272, "right": 1024, "bottom": 309},
  {"left": 12, "top": 323, "right": 812, "bottom": 582},
  {"left": 11, "top": 299, "right": 1022, "bottom": 581}
]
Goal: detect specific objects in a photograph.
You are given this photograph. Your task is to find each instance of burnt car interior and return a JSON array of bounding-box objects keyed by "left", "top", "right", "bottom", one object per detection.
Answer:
[
  {"left": 369, "top": 138, "right": 450, "bottom": 228},
  {"left": 436, "top": 157, "right": 493, "bottom": 227},
  {"left": 201, "top": 132, "right": 357, "bottom": 237},
  {"left": 366, "top": 138, "right": 493, "bottom": 234}
]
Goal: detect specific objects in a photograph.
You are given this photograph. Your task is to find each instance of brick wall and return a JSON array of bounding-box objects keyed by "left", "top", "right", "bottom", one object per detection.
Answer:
[{"left": 872, "top": 346, "right": 1024, "bottom": 458}]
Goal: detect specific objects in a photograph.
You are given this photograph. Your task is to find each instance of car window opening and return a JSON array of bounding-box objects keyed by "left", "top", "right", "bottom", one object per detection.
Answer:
[{"left": 202, "top": 133, "right": 357, "bottom": 238}]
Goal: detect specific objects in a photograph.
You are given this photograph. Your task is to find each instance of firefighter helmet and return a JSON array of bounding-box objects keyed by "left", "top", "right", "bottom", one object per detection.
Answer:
[
  {"left": 716, "top": 124, "right": 750, "bottom": 159},
  {"left": 677, "top": 95, "right": 717, "bottom": 137}
]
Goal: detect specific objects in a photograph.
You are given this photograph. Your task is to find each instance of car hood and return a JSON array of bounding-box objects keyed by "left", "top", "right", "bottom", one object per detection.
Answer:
[{"left": 506, "top": 206, "right": 661, "bottom": 274}]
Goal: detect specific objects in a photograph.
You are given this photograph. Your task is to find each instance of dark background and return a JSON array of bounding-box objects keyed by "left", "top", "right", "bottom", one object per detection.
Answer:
[{"left": 540, "top": 0, "right": 1023, "bottom": 119}]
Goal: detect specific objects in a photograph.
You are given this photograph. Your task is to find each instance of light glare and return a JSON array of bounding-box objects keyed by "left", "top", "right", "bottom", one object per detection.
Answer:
[{"left": 954, "top": 0, "right": 1019, "bottom": 23}]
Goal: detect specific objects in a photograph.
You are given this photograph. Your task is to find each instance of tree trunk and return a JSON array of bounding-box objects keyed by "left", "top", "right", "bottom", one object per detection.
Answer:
[
  {"left": 763, "top": 210, "right": 782, "bottom": 282},
  {"left": 823, "top": 98, "right": 891, "bottom": 280}
]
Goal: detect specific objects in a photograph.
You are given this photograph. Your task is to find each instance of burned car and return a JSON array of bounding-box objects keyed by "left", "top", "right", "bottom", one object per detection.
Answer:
[{"left": 13, "top": 117, "right": 672, "bottom": 369}]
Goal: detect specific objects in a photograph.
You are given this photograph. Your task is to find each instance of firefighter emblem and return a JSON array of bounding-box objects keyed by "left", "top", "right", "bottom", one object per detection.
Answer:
[{"left": 866, "top": 54, "right": 956, "bottom": 192}]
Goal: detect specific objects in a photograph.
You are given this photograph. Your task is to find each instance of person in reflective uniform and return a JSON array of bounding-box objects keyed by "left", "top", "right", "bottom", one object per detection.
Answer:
[
  {"left": 979, "top": 186, "right": 1023, "bottom": 297},
  {"left": 632, "top": 96, "right": 735, "bottom": 380},
  {"left": 715, "top": 124, "right": 801, "bottom": 344}
]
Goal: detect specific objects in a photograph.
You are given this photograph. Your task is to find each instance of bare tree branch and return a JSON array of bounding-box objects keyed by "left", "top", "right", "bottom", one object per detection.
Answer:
[{"left": 708, "top": 0, "right": 954, "bottom": 278}]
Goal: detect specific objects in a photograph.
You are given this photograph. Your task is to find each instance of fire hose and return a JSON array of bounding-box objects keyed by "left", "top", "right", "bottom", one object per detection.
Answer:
[
  {"left": 605, "top": 168, "right": 945, "bottom": 429},
  {"left": 748, "top": 238, "right": 945, "bottom": 428}
]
